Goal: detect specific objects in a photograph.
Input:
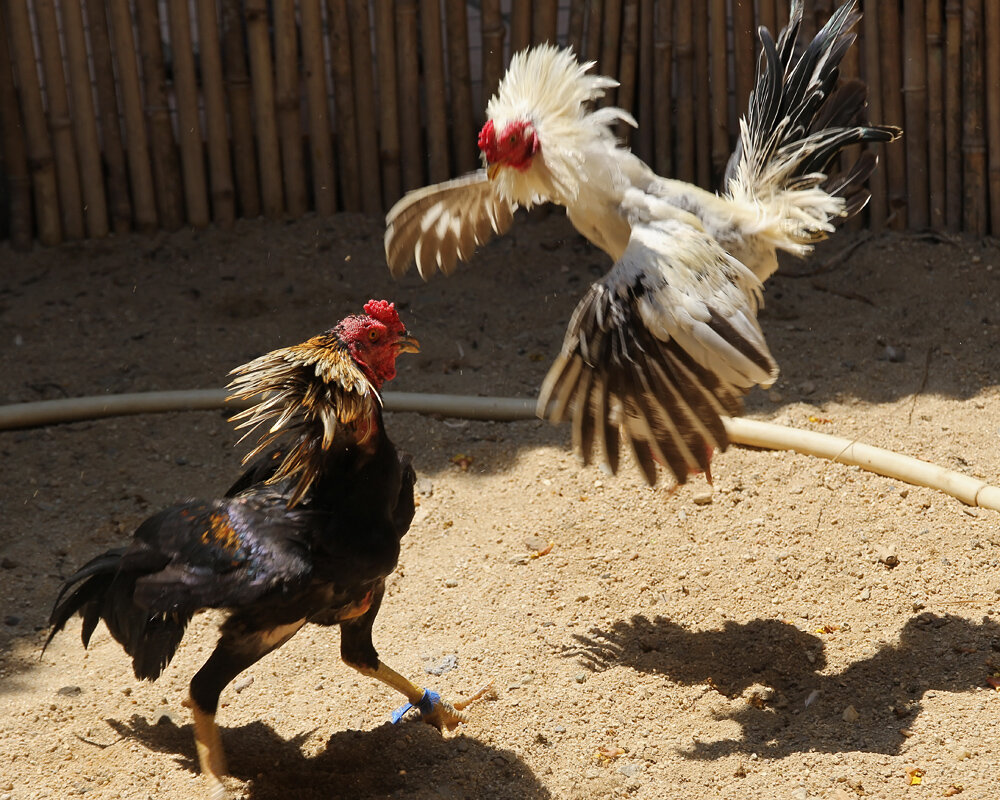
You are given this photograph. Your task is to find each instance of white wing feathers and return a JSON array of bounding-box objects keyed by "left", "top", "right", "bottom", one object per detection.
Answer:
[
  {"left": 537, "top": 218, "right": 778, "bottom": 486},
  {"left": 384, "top": 171, "right": 516, "bottom": 279},
  {"left": 629, "top": 221, "right": 776, "bottom": 389}
]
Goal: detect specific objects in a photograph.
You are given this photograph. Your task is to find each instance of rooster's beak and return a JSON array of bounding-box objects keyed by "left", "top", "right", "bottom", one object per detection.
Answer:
[
  {"left": 396, "top": 333, "right": 420, "bottom": 355},
  {"left": 487, "top": 163, "right": 501, "bottom": 181}
]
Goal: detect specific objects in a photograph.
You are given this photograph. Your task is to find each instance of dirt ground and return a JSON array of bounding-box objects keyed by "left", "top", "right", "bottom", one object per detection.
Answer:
[{"left": 1, "top": 211, "right": 999, "bottom": 800}]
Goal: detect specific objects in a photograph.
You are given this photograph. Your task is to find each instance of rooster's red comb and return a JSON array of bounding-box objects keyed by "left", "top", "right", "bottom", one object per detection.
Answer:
[
  {"left": 478, "top": 119, "right": 497, "bottom": 161},
  {"left": 363, "top": 299, "right": 403, "bottom": 330}
]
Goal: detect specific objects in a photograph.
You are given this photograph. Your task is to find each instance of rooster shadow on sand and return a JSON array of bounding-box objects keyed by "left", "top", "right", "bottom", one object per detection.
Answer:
[
  {"left": 561, "top": 611, "right": 1000, "bottom": 760},
  {"left": 103, "top": 712, "right": 550, "bottom": 800}
]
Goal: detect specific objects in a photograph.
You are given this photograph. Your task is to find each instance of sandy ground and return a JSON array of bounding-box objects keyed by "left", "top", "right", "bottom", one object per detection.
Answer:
[{"left": 1, "top": 212, "right": 999, "bottom": 800}]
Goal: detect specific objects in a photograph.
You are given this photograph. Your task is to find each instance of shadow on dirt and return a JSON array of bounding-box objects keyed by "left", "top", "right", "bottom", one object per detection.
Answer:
[
  {"left": 562, "top": 612, "right": 1000, "bottom": 759},
  {"left": 105, "top": 712, "right": 550, "bottom": 800}
]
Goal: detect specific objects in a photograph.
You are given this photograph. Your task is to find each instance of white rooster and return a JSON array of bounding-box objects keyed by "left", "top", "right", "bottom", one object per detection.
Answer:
[{"left": 384, "top": 0, "right": 900, "bottom": 486}]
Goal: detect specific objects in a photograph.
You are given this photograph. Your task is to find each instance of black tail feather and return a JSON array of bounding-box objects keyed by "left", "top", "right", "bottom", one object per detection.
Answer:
[
  {"left": 45, "top": 548, "right": 127, "bottom": 651},
  {"left": 812, "top": 79, "right": 867, "bottom": 132},
  {"left": 45, "top": 547, "right": 190, "bottom": 681},
  {"left": 725, "top": 0, "right": 902, "bottom": 217}
]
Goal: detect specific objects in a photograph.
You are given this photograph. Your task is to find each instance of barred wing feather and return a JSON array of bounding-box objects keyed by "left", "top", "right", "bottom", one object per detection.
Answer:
[
  {"left": 384, "top": 171, "right": 516, "bottom": 279},
  {"left": 538, "top": 219, "right": 778, "bottom": 485}
]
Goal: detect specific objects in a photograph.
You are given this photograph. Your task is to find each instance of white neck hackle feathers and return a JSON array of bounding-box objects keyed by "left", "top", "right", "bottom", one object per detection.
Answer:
[{"left": 485, "top": 45, "right": 637, "bottom": 209}]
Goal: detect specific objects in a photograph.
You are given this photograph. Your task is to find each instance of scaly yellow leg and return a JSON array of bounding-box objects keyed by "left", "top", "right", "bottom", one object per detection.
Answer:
[
  {"left": 350, "top": 660, "right": 468, "bottom": 731},
  {"left": 182, "top": 694, "right": 230, "bottom": 800}
]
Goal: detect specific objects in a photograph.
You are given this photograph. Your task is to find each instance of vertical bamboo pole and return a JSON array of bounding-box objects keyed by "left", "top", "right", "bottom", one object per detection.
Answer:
[
  {"left": 221, "top": 0, "right": 261, "bottom": 218},
  {"left": 0, "top": 3, "right": 32, "bottom": 249},
  {"left": 372, "top": 0, "right": 400, "bottom": 206},
  {"left": 902, "top": 2, "right": 928, "bottom": 229},
  {"left": 245, "top": 0, "right": 284, "bottom": 217},
  {"left": 328, "top": 0, "right": 361, "bottom": 210},
  {"left": 616, "top": 0, "right": 639, "bottom": 142},
  {"left": 600, "top": 0, "right": 622, "bottom": 102},
  {"left": 107, "top": 0, "right": 158, "bottom": 231},
  {"left": 35, "top": 0, "right": 85, "bottom": 239},
  {"left": 635, "top": 0, "right": 654, "bottom": 162},
  {"left": 445, "top": 0, "right": 477, "bottom": 173},
  {"left": 301, "top": 0, "right": 337, "bottom": 214},
  {"left": 841, "top": 19, "right": 861, "bottom": 81},
  {"left": 135, "top": 0, "right": 184, "bottom": 229},
  {"left": 167, "top": 0, "right": 210, "bottom": 227},
  {"left": 4, "top": 0, "right": 61, "bottom": 244},
  {"left": 653, "top": 0, "right": 674, "bottom": 177},
  {"left": 347, "top": 0, "right": 382, "bottom": 213},
  {"left": 396, "top": 28, "right": 422, "bottom": 194},
  {"left": 861, "top": 0, "right": 886, "bottom": 229},
  {"left": 533, "top": 0, "right": 558, "bottom": 44},
  {"left": 419, "top": 0, "right": 450, "bottom": 183},
  {"left": 770, "top": 0, "right": 786, "bottom": 32},
  {"left": 944, "top": 0, "right": 963, "bottom": 231},
  {"left": 984, "top": 0, "right": 1000, "bottom": 234},
  {"left": 731, "top": 0, "right": 756, "bottom": 121},
  {"left": 481, "top": 0, "right": 506, "bottom": 106},
  {"left": 926, "top": 0, "right": 946, "bottom": 230},
  {"left": 195, "top": 0, "right": 236, "bottom": 227},
  {"left": 811, "top": 0, "right": 833, "bottom": 31},
  {"left": 272, "top": 0, "right": 307, "bottom": 218},
  {"left": 674, "top": 0, "right": 695, "bottom": 183},
  {"left": 962, "top": 0, "right": 986, "bottom": 235},
  {"left": 877, "top": 1, "right": 906, "bottom": 229},
  {"left": 84, "top": 0, "right": 131, "bottom": 232},
  {"left": 693, "top": 0, "right": 711, "bottom": 187},
  {"left": 584, "top": 0, "right": 604, "bottom": 62},
  {"left": 395, "top": 0, "right": 423, "bottom": 192},
  {"left": 61, "top": 0, "right": 108, "bottom": 237},
  {"left": 511, "top": 0, "right": 531, "bottom": 53},
  {"left": 757, "top": 0, "right": 777, "bottom": 36},
  {"left": 839, "top": 8, "right": 862, "bottom": 231},
  {"left": 709, "top": 0, "right": 729, "bottom": 185},
  {"left": 568, "top": 0, "right": 587, "bottom": 55}
]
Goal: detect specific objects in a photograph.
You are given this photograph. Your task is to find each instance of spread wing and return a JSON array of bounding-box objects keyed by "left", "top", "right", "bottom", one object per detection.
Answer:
[
  {"left": 537, "top": 217, "right": 778, "bottom": 486},
  {"left": 227, "top": 332, "right": 379, "bottom": 505},
  {"left": 384, "top": 170, "right": 516, "bottom": 279}
]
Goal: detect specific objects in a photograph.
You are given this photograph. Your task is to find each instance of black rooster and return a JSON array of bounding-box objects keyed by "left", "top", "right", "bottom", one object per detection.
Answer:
[{"left": 46, "top": 300, "right": 468, "bottom": 799}]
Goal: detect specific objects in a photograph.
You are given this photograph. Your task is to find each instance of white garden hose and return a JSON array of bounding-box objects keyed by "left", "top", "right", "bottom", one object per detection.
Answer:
[
  {"left": 1, "top": 391, "right": 997, "bottom": 511},
  {"left": 723, "top": 416, "right": 1000, "bottom": 512},
  {"left": 0, "top": 389, "right": 535, "bottom": 427}
]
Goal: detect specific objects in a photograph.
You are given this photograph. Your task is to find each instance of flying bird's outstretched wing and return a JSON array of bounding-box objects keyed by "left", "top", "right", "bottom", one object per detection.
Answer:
[
  {"left": 384, "top": 171, "right": 516, "bottom": 279},
  {"left": 538, "top": 216, "right": 778, "bottom": 486}
]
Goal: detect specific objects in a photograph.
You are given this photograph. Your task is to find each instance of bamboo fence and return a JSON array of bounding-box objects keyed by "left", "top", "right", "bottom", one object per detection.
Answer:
[{"left": 1, "top": 0, "right": 999, "bottom": 249}]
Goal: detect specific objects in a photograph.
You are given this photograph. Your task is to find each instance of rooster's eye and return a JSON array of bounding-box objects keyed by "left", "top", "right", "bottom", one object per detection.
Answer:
[
  {"left": 508, "top": 134, "right": 517, "bottom": 144},
  {"left": 368, "top": 329, "right": 380, "bottom": 342}
]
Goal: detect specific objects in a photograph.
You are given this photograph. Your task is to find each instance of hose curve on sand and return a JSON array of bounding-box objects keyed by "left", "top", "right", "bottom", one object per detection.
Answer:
[{"left": 1, "top": 391, "right": 997, "bottom": 512}]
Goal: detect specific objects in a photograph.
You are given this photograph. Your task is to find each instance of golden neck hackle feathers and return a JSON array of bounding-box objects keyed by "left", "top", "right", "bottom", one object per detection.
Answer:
[
  {"left": 226, "top": 331, "right": 379, "bottom": 507},
  {"left": 485, "top": 45, "right": 637, "bottom": 207}
]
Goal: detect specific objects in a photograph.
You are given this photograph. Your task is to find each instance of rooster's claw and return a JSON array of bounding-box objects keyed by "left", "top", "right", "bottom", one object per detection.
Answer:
[
  {"left": 390, "top": 688, "right": 467, "bottom": 731},
  {"left": 419, "top": 696, "right": 468, "bottom": 731}
]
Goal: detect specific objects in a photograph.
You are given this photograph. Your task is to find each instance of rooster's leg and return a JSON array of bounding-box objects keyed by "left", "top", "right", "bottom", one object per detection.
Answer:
[
  {"left": 181, "top": 697, "right": 229, "bottom": 800},
  {"left": 339, "top": 586, "right": 467, "bottom": 731},
  {"left": 186, "top": 616, "right": 307, "bottom": 799}
]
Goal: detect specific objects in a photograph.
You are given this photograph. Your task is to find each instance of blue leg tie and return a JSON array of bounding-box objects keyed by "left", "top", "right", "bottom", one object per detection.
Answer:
[{"left": 390, "top": 688, "right": 441, "bottom": 724}]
